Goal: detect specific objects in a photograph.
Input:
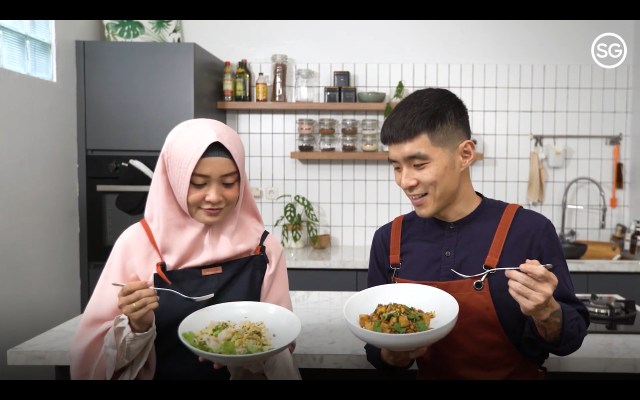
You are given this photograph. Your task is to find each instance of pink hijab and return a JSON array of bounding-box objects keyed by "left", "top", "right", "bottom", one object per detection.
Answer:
[
  {"left": 145, "top": 118, "right": 265, "bottom": 266},
  {"left": 70, "top": 119, "right": 292, "bottom": 379}
]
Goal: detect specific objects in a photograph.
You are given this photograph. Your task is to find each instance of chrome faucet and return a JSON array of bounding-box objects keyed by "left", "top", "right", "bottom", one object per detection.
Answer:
[{"left": 559, "top": 177, "right": 607, "bottom": 242}]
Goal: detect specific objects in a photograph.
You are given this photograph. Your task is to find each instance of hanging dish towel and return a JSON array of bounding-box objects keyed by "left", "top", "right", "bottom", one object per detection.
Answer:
[{"left": 527, "top": 151, "right": 547, "bottom": 204}]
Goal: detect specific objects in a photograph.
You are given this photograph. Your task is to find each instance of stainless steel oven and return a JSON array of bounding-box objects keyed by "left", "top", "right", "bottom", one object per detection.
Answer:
[{"left": 81, "top": 154, "right": 157, "bottom": 309}]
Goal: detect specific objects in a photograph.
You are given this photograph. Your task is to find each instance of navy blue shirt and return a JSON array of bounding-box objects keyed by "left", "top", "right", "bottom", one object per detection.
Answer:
[{"left": 366, "top": 194, "right": 589, "bottom": 369}]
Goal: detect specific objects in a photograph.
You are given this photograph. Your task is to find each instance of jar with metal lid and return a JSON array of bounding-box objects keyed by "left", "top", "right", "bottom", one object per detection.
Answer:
[
  {"left": 297, "top": 134, "right": 316, "bottom": 152},
  {"left": 319, "top": 134, "right": 339, "bottom": 152},
  {"left": 341, "top": 119, "right": 358, "bottom": 135},
  {"left": 341, "top": 135, "right": 358, "bottom": 152},
  {"left": 295, "top": 68, "right": 318, "bottom": 102},
  {"left": 361, "top": 134, "right": 379, "bottom": 152},
  {"left": 318, "top": 118, "right": 338, "bottom": 135},
  {"left": 361, "top": 119, "right": 379, "bottom": 135},
  {"left": 297, "top": 118, "right": 316, "bottom": 135}
]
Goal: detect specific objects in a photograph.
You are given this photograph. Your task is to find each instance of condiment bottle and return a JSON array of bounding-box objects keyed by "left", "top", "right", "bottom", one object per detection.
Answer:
[
  {"left": 630, "top": 220, "right": 640, "bottom": 255},
  {"left": 256, "top": 72, "right": 268, "bottom": 102},
  {"left": 242, "top": 59, "right": 251, "bottom": 102},
  {"left": 271, "top": 54, "right": 288, "bottom": 102},
  {"left": 222, "top": 61, "right": 234, "bottom": 102},
  {"left": 234, "top": 61, "right": 246, "bottom": 101}
]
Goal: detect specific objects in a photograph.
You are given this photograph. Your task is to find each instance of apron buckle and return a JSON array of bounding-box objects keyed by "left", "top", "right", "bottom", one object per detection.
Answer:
[{"left": 388, "top": 263, "right": 401, "bottom": 283}]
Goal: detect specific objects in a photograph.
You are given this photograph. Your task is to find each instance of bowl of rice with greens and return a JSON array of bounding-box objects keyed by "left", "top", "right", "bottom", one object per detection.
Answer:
[{"left": 179, "top": 301, "right": 301, "bottom": 366}]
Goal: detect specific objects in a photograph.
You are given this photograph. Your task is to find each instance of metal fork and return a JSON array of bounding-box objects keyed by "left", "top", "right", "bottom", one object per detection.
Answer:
[
  {"left": 450, "top": 263, "right": 554, "bottom": 279},
  {"left": 112, "top": 282, "right": 215, "bottom": 302}
]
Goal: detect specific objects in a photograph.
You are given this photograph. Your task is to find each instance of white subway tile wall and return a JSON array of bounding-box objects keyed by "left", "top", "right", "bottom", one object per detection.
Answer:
[{"left": 234, "top": 62, "right": 631, "bottom": 247}]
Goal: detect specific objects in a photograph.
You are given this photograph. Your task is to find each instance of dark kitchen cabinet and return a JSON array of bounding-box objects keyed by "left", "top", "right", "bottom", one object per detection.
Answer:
[
  {"left": 286, "top": 269, "right": 371, "bottom": 291},
  {"left": 287, "top": 269, "right": 369, "bottom": 291},
  {"left": 287, "top": 269, "right": 359, "bottom": 291},
  {"left": 76, "top": 41, "right": 226, "bottom": 310},
  {"left": 77, "top": 41, "right": 225, "bottom": 152},
  {"left": 569, "top": 273, "right": 588, "bottom": 294},
  {"left": 570, "top": 272, "right": 640, "bottom": 301}
]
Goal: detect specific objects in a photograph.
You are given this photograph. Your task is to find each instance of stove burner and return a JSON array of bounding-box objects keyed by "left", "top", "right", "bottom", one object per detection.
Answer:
[
  {"left": 586, "top": 294, "right": 625, "bottom": 316},
  {"left": 580, "top": 294, "right": 637, "bottom": 325}
]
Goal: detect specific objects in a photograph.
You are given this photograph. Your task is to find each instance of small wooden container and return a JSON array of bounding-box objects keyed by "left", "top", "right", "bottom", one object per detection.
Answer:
[{"left": 313, "top": 234, "right": 331, "bottom": 249}]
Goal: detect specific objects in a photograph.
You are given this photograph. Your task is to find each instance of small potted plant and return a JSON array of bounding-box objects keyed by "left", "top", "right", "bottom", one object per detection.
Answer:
[
  {"left": 384, "top": 80, "right": 406, "bottom": 118},
  {"left": 274, "top": 194, "right": 319, "bottom": 248}
]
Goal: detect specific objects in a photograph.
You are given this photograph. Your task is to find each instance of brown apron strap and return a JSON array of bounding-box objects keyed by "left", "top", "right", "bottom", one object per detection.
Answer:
[
  {"left": 139, "top": 218, "right": 172, "bottom": 285},
  {"left": 389, "top": 215, "right": 403, "bottom": 266},
  {"left": 387, "top": 215, "right": 404, "bottom": 282},
  {"left": 483, "top": 204, "right": 521, "bottom": 269}
]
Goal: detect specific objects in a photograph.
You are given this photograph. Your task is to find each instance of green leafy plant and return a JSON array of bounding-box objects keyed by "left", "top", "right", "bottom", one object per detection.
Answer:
[
  {"left": 274, "top": 194, "right": 319, "bottom": 246},
  {"left": 384, "top": 80, "right": 405, "bottom": 118}
]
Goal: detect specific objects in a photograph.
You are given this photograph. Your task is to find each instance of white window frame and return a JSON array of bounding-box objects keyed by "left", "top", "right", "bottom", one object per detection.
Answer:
[{"left": 0, "top": 20, "right": 55, "bottom": 81}]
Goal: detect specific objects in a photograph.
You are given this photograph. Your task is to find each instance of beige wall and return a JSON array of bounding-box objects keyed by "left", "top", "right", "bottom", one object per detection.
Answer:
[
  {"left": 183, "top": 20, "right": 635, "bottom": 64},
  {"left": 0, "top": 20, "right": 100, "bottom": 379}
]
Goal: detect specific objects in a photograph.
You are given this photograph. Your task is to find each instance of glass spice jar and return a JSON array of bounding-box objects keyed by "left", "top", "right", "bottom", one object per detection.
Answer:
[
  {"left": 361, "top": 134, "right": 379, "bottom": 152},
  {"left": 341, "top": 119, "right": 358, "bottom": 135},
  {"left": 319, "top": 134, "right": 339, "bottom": 152},
  {"left": 318, "top": 118, "right": 338, "bottom": 134},
  {"left": 361, "top": 119, "right": 379, "bottom": 135},
  {"left": 341, "top": 135, "right": 358, "bottom": 152},
  {"left": 297, "top": 134, "right": 316, "bottom": 152},
  {"left": 297, "top": 118, "right": 316, "bottom": 134}
]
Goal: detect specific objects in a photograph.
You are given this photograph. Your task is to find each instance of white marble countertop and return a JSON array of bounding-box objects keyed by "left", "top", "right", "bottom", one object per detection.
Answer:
[
  {"left": 285, "top": 246, "right": 640, "bottom": 272},
  {"left": 7, "top": 291, "right": 640, "bottom": 375}
]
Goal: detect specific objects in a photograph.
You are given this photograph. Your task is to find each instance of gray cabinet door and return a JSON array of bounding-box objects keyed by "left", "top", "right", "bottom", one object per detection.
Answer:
[
  {"left": 587, "top": 273, "right": 640, "bottom": 301},
  {"left": 80, "top": 41, "right": 224, "bottom": 151},
  {"left": 288, "top": 269, "right": 358, "bottom": 291},
  {"left": 569, "top": 273, "right": 589, "bottom": 294}
]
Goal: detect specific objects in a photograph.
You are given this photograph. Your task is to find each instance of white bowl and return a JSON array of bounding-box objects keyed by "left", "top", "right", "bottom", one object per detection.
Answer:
[
  {"left": 343, "top": 283, "right": 459, "bottom": 351},
  {"left": 178, "top": 301, "right": 301, "bottom": 366}
]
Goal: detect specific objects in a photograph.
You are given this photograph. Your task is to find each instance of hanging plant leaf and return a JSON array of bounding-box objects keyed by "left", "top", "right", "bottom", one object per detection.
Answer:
[{"left": 108, "top": 20, "right": 145, "bottom": 40}]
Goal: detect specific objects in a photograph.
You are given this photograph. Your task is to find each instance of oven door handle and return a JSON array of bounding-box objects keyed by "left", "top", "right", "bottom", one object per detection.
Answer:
[{"left": 96, "top": 185, "right": 150, "bottom": 192}]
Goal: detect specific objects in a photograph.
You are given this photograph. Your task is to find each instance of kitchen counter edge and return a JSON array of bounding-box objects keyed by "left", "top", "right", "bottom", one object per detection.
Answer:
[
  {"left": 285, "top": 246, "right": 640, "bottom": 272},
  {"left": 7, "top": 291, "right": 640, "bottom": 375}
]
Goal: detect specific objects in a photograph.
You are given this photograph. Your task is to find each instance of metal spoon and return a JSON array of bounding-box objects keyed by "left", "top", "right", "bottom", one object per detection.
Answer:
[{"left": 112, "top": 282, "right": 215, "bottom": 302}]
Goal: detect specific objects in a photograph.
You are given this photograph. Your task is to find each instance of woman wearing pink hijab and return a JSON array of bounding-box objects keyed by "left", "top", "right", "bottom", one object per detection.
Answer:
[{"left": 70, "top": 119, "right": 298, "bottom": 380}]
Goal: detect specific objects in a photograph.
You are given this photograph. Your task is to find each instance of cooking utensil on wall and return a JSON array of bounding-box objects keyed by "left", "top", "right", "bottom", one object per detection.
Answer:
[{"left": 611, "top": 143, "right": 620, "bottom": 208}]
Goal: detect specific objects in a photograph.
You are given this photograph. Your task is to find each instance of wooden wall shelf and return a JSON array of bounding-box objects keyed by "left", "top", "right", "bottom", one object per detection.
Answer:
[
  {"left": 291, "top": 151, "right": 389, "bottom": 160},
  {"left": 217, "top": 102, "right": 385, "bottom": 111},
  {"left": 291, "top": 151, "right": 485, "bottom": 162}
]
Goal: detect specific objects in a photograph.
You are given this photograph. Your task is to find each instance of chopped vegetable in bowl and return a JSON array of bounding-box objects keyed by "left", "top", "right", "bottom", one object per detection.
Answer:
[
  {"left": 182, "top": 320, "right": 273, "bottom": 355},
  {"left": 359, "top": 303, "right": 435, "bottom": 334}
]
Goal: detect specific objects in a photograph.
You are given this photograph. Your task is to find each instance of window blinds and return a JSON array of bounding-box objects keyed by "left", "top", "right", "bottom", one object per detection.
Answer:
[{"left": 0, "top": 20, "right": 54, "bottom": 80}]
